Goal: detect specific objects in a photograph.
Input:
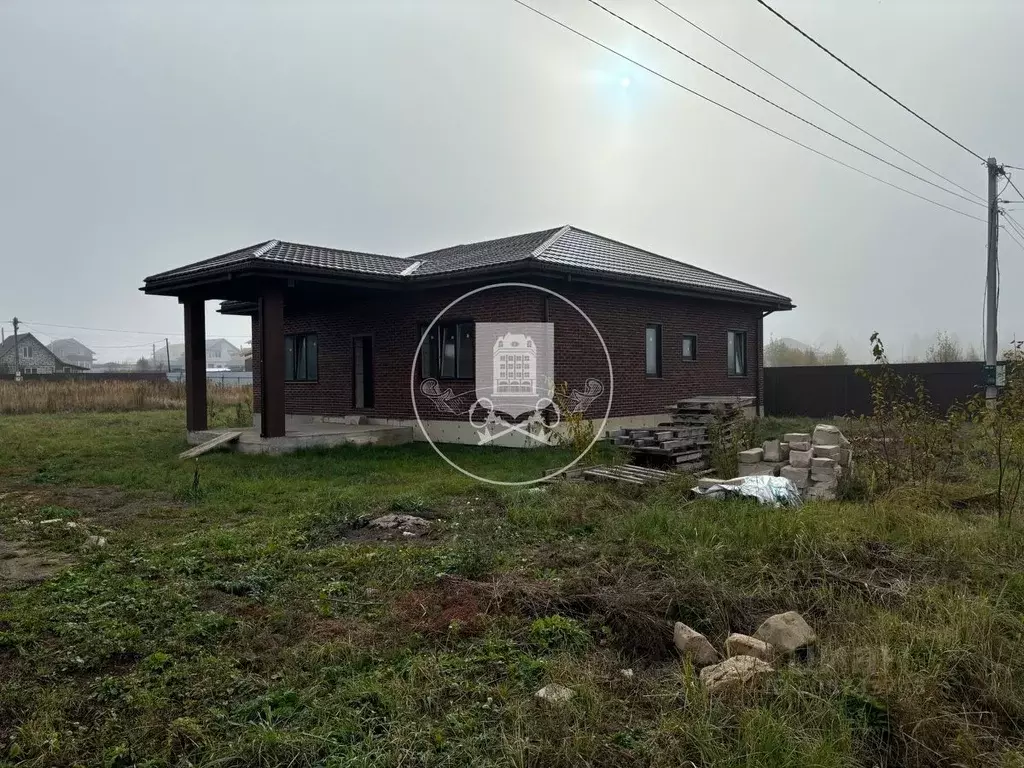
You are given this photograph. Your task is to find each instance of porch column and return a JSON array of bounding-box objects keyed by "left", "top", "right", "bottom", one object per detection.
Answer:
[
  {"left": 183, "top": 299, "right": 207, "bottom": 432},
  {"left": 259, "top": 287, "right": 286, "bottom": 438}
]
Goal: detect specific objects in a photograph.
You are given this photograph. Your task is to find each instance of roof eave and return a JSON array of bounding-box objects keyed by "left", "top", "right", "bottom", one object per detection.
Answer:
[
  {"left": 142, "top": 260, "right": 407, "bottom": 296},
  {"left": 531, "top": 262, "right": 794, "bottom": 310}
]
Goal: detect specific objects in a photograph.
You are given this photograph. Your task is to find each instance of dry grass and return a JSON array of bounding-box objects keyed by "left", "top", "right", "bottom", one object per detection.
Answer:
[{"left": 0, "top": 379, "right": 250, "bottom": 415}]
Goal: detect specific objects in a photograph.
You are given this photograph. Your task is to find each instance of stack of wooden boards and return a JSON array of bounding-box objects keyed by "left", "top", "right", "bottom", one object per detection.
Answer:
[{"left": 608, "top": 396, "right": 753, "bottom": 472}]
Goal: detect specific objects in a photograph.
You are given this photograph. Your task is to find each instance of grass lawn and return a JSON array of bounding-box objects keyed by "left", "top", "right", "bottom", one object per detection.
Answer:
[{"left": 2, "top": 411, "right": 1024, "bottom": 767}]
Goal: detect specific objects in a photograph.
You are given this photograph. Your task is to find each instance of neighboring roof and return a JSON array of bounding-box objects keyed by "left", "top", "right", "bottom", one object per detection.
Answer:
[
  {"left": 49, "top": 338, "right": 95, "bottom": 356},
  {"left": 0, "top": 333, "right": 87, "bottom": 370},
  {"left": 145, "top": 226, "right": 792, "bottom": 309}
]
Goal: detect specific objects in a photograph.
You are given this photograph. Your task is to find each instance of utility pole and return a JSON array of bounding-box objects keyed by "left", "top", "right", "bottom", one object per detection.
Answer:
[
  {"left": 11, "top": 317, "right": 20, "bottom": 377},
  {"left": 165, "top": 338, "right": 171, "bottom": 373},
  {"left": 986, "top": 158, "right": 1001, "bottom": 407},
  {"left": 152, "top": 342, "right": 156, "bottom": 368}
]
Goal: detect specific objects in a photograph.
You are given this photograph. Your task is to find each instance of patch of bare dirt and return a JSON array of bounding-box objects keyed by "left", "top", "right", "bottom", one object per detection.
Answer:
[
  {"left": 0, "top": 539, "right": 73, "bottom": 585},
  {"left": 393, "top": 577, "right": 489, "bottom": 636},
  {"left": 2, "top": 484, "right": 185, "bottom": 529}
]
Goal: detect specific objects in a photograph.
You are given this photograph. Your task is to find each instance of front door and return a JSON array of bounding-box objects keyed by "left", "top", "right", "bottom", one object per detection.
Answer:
[{"left": 353, "top": 336, "right": 374, "bottom": 409}]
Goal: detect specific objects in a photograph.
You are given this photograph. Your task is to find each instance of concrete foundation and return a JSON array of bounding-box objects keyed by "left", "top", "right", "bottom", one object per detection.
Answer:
[
  {"left": 250, "top": 412, "right": 675, "bottom": 449},
  {"left": 189, "top": 420, "right": 413, "bottom": 455}
]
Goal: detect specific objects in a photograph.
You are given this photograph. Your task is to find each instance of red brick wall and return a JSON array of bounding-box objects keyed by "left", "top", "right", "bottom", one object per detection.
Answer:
[{"left": 252, "top": 280, "right": 764, "bottom": 420}]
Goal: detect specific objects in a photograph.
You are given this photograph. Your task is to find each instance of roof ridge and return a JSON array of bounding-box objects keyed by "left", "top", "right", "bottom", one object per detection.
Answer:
[
  {"left": 252, "top": 239, "right": 280, "bottom": 258},
  {"left": 529, "top": 225, "right": 572, "bottom": 258},
  {"left": 564, "top": 227, "right": 790, "bottom": 301},
  {"left": 413, "top": 226, "right": 564, "bottom": 261},
  {"left": 271, "top": 239, "right": 404, "bottom": 262}
]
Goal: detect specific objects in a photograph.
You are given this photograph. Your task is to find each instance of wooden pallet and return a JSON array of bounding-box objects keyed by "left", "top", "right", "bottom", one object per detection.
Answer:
[{"left": 581, "top": 464, "right": 675, "bottom": 486}]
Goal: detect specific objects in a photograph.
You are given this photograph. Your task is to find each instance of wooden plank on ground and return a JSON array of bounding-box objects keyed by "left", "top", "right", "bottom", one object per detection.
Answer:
[
  {"left": 583, "top": 468, "right": 645, "bottom": 485},
  {"left": 178, "top": 431, "right": 242, "bottom": 460}
]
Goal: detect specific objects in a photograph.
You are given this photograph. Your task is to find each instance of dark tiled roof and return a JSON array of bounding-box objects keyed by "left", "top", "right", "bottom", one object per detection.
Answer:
[
  {"left": 413, "top": 228, "right": 562, "bottom": 275},
  {"left": 146, "top": 226, "right": 792, "bottom": 308},
  {"left": 536, "top": 227, "right": 789, "bottom": 302},
  {"left": 144, "top": 239, "right": 407, "bottom": 284}
]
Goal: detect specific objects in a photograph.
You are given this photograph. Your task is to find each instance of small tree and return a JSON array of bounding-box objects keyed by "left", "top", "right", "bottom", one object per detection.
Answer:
[
  {"left": 926, "top": 332, "right": 964, "bottom": 363},
  {"left": 822, "top": 343, "right": 849, "bottom": 366},
  {"left": 968, "top": 341, "right": 1024, "bottom": 524},
  {"left": 135, "top": 357, "right": 151, "bottom": 372}
]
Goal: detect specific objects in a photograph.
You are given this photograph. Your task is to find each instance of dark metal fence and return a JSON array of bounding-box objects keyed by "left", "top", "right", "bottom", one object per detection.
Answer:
[{"left": 764, "top": 362, "right": 986, "bottom": 417}]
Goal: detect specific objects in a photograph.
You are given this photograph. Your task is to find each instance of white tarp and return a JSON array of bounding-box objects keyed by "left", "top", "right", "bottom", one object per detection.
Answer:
[{"left": 693, "top": 475, "right": 802, "bottom": 508}]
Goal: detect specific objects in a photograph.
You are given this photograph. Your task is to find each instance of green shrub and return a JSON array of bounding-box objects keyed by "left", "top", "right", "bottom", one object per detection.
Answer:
[{"left": 529, "top": 614, "right": 591, "bottom": 654}]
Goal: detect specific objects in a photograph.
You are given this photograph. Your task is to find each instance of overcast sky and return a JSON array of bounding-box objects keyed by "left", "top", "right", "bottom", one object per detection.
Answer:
[{"left": 1, "top": 0, "right": 1021, "bottom": 363}]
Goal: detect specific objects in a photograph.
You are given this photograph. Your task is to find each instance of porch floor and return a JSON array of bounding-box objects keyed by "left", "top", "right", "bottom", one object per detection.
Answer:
[{"left": 187, "top": 422, "right": 414, "bottom": 455}]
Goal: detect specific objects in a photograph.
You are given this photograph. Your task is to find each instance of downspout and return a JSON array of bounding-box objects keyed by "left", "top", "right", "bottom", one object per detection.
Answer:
[{"left": 759, "top": 310, "right": 774, "bottom": 417}]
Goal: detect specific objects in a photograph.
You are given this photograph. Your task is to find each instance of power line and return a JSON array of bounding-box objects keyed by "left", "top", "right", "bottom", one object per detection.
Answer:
[
  {"left": 508, "top": 0, "right": 987, "bottom": 224},
  {"left": 22, "top": 320, "right": 248, "bottom": 339},
  {"left": 584, "top": 0, "right": 984, "bottom": 208},
  {"left": 1005, "top": 173, "right": 1024, "bottom": 206},
  {"left": 1003, "top": 211, "right": 1024, "bottom": 241},
  {"left": 1003, "top": 225, "right": 1024, "bottom": 255},
  {"left": 751, "top": 0, "right": 985, "bottom": 163},
  {"left": 647, "top": 0, "right": 984, "bottom": 203}
]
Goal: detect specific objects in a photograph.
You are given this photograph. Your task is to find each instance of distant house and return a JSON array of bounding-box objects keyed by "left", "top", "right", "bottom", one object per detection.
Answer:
[
  {"left": 48, "top": 338, "right": 95, "bottom": 370},
  {"left": 0, "top": 333, "right": 86, "bottom": 374},
  {"left": 166, "top": 338, "right": 244, "bottom": 371}
]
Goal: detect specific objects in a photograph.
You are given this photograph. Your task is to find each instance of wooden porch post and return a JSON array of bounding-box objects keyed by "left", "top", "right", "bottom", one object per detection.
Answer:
[
  {"left": 183, "top": 299, "right": 208, "bottom": 432},
  {"left": 259, "top": 287, "right": 286, "bottom": 438}
]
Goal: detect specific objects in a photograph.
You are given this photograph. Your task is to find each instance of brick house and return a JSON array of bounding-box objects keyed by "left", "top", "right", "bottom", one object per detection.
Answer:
[
  {"left": 0, "top": 333, "right": 86, "bottom": 374},
  {"left": 142, "top": 226, "right": 793, "bottom": 443}
]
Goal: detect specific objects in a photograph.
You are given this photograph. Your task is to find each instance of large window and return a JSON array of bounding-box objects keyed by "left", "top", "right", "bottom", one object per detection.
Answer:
[
  {"left": 682, "top": 334, "right": 697, "bottom": 362},
  {"left": 645, "top": 324, "right": 662, "bottom": 377},
  {"left": 285, "top": 333, "right": 318, "bottom": 381},
  {"left": 420, "top": 322, "right": 474, "bottom": 379},
  {"left": 727, "top": 330, "right": 747, "bottom": 376}
]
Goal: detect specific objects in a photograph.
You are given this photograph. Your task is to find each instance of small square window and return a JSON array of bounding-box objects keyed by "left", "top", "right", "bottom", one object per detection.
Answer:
[{"left": 682, "top": 334, "right": 697, "bottom": 361}]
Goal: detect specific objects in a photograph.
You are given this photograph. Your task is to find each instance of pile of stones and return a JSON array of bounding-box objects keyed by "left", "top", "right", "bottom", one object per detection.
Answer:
[
  {"left": 734, "top": 424, "right": 852, "bottom": 501},
  {"left": 674, "top": 610, "right": 818, "bottom": 695}
]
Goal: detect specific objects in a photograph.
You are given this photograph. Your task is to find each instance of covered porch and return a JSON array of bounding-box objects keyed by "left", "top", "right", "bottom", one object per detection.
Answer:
[{"left": 142, "top": 239, "right": 414, "bottom": 444}]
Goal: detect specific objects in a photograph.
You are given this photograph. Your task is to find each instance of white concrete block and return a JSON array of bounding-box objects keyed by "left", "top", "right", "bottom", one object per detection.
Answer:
[
  {"left": 789, "top": 449, "right": 812, "bottom": 468},
  {"left": 781, "top": 465, "right": 809, "bottom": 488},
  {"left": 813, "top": 445, "right": 841, "bottom": 461},
  {"left": 738, "top": 448, "right": 764, "bottom": 464}
]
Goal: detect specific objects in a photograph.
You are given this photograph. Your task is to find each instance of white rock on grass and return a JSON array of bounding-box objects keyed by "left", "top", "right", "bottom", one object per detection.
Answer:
[
  {"left": 535, "top": 684, "right": 574, "bottom": 703},
  {"left": 85, "top": 535, "right": 108, "bottom": 548},
  {"left": 753, "top": 611, "right": 817, "bottom": 655},
  {"left": 812, "top": 425, "right": 850, "bottom": 448},
  {"left": 699, "top": 655, "right": 773, "bottom": 695},
  {"left": 673, "top": 622, "right": 720, "bottom": 667},
  {"left": 367, "top": 514, "right": 431, "bottom": 531},
  {"left": 725, "top": 633, "right": 775, "bottom": 662}
]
